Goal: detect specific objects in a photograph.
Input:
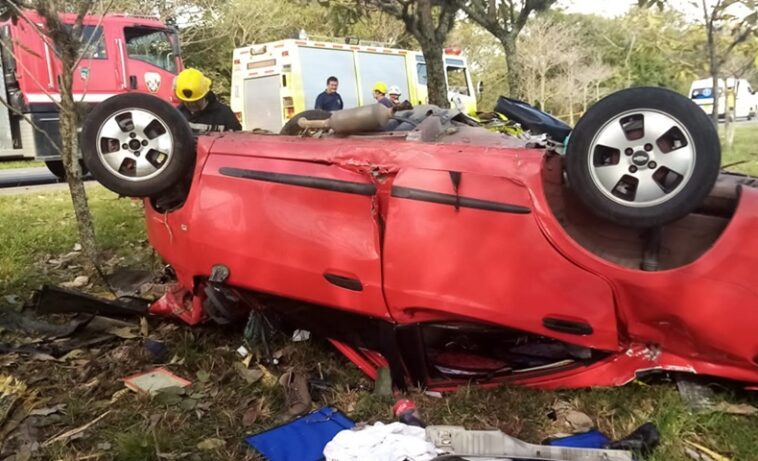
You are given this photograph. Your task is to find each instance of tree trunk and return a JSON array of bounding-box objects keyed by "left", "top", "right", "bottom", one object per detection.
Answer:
[
  {"left": 539, "top": 70, "right": 546, "bottom": 111},
  {"left": 725, "top": 104, "right": 736, "bottom": 149},
  {"left": 502, "top": 35, "right": 521, "bottom": 99},
  {"left": 59, "top": 65, "right": 101, "bottom": 272},
  {"left": 704, "top": 4, "right": 719, "bottom": 127},
  {"left": 420, "top": 41, "right": 449, "bottom": 108}
]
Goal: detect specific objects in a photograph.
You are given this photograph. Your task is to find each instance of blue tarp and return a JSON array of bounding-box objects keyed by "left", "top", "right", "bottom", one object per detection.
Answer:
[{"left": 245, "top": 407, "right": 355, "bottom": 461}]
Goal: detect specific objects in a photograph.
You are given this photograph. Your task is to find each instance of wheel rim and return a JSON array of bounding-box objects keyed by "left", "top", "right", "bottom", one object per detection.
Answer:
[
  {"left": 95, "top": 108, "right": 174, "bottom": 182},
  {"left": 587, "top": 109, "right": 696, "bottom": 208}
]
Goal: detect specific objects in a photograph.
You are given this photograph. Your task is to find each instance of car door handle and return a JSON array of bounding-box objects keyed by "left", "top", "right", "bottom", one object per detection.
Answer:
[
  {"left": 324, "top": 273, "right": 363, "bottom": 292},
  {"left": 129, "top": 75, "right": 138, "bottom": 89},
  {"left": 542, "top": 317, "right": 593, "bottom": 335}
]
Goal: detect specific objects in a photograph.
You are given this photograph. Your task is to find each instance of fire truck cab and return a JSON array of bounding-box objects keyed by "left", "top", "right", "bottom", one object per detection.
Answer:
[{"left": 0, "top": 11, "right": 182, "bottom": 177}]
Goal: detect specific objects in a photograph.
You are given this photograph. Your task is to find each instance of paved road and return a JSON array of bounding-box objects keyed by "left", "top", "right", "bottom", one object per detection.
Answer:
[{"left": 0, "top": 167, "right": 62, "bottom": 188}]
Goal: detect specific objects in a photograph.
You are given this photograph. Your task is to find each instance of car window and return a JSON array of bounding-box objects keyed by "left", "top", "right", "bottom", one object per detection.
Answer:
[
  {"left": 446, "top": 66, "right": 469, "bottom": 96},
  {"left": 691, "top": 87, "right": 712, "bottom": 99},
  {"left": 124, "top": 27, "right": 178, "bottom": 73}
]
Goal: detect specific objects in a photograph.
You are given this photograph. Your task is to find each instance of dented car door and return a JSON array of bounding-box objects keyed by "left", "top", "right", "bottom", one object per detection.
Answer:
[{"left": 382, "top": 167, "right": 620, "bottom": 351}]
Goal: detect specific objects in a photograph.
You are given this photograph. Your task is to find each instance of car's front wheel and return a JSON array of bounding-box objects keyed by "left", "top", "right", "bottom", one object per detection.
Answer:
[
  {"left": 80, "top": 93, "right": 195, "bottom": 197},
  {"left": 566, "top": 87, "right": 720, "bottom": 228}
]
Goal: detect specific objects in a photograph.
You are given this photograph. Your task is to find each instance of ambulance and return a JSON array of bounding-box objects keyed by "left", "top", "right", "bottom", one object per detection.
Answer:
[
  {"left": 689, "top": 77, "right": 757, "bottom": 120},
  {"left": 230, "top": 38, "right": 477, "bottom": 132},
  {"left": 0, "top": 11, "right": 182, "bottom": 176}
]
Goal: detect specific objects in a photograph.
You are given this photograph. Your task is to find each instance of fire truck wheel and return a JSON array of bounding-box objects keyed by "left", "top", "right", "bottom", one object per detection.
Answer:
[
  {"left": 566, "top": 87, "right": 720, "bottom": 228},
  {"left": 280, "top": 110, "right": 332, "bottom": 136},
  {"left": 45, "top": 160, "right": 89, "bottom": 180},
  {"left": 81, "top": 93, "right": 195, "bottom": 198}
]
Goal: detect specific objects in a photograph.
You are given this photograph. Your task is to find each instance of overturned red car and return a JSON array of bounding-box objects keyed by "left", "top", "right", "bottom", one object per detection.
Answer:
[{"left": 80, "top": 88, "right": 758, "bottom": 390}]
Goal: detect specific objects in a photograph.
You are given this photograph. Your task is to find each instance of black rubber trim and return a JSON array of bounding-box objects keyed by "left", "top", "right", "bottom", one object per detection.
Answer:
[
  {"left": 542, "top": 317, "right": 593, "bottom": 336},
  {"left": 324, "top": 273, "right": 363, "bottom": 292},
  {"left": 220, "top": 167, "right": 376, "bottom": 196},
  {"left": 391, "top": 186, "right": 531, "bottom": 214}
]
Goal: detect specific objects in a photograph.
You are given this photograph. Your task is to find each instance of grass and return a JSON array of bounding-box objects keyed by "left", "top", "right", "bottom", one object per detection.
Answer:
[
  {"left": 0, "top": 129, "right": 757, "bottom": 459},
  {"left": 0, "top": 159, "right": 44, "bottom": 170},
  {"left": 0, "top": 185, "right": 151, "bottom": 298},
  {"left": 721, "top": 124, "right": 758, "bottom": 176}
]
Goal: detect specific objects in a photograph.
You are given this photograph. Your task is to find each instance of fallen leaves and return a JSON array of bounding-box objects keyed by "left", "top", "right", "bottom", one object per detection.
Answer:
[{"left": 196, "top": 437, "right": 225, "bottom": 451}]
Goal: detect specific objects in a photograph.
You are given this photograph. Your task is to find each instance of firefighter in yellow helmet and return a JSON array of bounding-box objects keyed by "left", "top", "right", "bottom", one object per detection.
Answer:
[
  {"left": 175, "top": 68, "right": 241, "bottom": 133},
  {"left": 372, "top": 81, "right": 393, "bottom": 108}
]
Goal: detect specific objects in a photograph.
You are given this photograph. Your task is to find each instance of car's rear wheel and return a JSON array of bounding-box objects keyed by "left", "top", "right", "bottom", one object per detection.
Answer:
[
  {"left": 280, "top": 109, "right": 331, "bottom": 136},
  {"left": 566, "top": 87, "right": 720, "bottom": 228},
  {"left": 81, "top": 93, "right": 194, "bottom": 197}
]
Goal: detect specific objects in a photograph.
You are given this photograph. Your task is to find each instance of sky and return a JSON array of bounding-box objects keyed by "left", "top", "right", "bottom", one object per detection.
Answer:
[{"left": 558, "top": 0, "right": 637, "bottom": 17}]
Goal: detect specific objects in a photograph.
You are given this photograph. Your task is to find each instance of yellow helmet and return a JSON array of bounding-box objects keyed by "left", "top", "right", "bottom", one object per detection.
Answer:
[
  {"left": 175, "top": 68, "right": 211, "bottom": 102},
  {"left": 372, "top": 81, "right": 388, "bottom": 95}
]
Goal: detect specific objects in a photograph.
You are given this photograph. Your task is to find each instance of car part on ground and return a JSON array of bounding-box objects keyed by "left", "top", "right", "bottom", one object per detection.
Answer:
[
  {"left": 494, "top": 96, "right": 572, "bottom": 143},
  {"left": 80, "top": 93, "right": 195, "bottom": 198},
  {"left": 566, "top": 87, "right": 720, "bottom": 228}
]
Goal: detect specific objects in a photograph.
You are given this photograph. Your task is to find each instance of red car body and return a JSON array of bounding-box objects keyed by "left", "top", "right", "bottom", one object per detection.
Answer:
[{"left": 144, "top": 132, "right": 758, "bottom": 390}]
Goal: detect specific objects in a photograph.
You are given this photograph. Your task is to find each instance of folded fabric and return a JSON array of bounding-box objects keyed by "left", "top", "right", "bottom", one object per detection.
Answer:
[{"left": 324, "top": 421, "right": 439, "bottom": 461}]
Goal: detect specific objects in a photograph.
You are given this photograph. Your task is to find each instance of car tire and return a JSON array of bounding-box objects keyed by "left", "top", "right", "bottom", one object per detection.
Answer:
[
  {"left": 280, "top": 109, "right": 331, "bottom": 136},
  {"left": 80, "top": 93, "right": 194, "bottom": 198},
  {"left": 45, "top": 160, "right": 89, "bottom": 180},
  {"left": 566, "top": 87, "right": 720, "bottom": 228}
]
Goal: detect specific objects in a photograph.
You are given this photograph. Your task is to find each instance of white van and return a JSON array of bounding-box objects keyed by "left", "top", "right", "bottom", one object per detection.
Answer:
[{"left": 689, "top": 78, "right": 757, "bottom": 120}]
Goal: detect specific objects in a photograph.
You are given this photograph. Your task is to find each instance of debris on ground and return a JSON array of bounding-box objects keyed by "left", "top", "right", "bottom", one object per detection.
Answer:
[
  {"left": 291, "top": 329, "right": 310, "bottom": 342},
  {"left": 324, "top": 421, "right": 438, "bottom": 461},
  {"left": 60, "top": 275, "right": 89, "bottom": 289},
  {"left": 246, "top": 407, "right": 354, "bottom": 461},
  {"left": 548, "top": 400, "right": 594, "bottom": 435},
  {"left": 41, "top": 410, "right": 111, "bottom": 447},
  {"left": 123, "top": 368, "right": 191, "bottom": 395},
  {"left": 684, "top": 440, "right": 731, "bottom": 461},
  {"left": 373, "top": 367, "right": 392, "bottom": 397},
  {"left": 279, "top": 368, "right": 312, "bottom": 417}
]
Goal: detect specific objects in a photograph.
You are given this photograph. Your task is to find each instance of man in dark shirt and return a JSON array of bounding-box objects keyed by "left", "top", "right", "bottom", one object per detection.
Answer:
[
  {"left": 175, "top": 68, "right": 242, "bottom": 134},
  {"left": 314, "top": 76, "right": 344, "bottom": 111}
]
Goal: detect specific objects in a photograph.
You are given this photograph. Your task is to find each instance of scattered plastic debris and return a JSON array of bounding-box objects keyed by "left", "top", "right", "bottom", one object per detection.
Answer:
[
  {"left": 123, "top": 368, "right": 191, "bottom": 395},
  {"left": 291, "top": 329, "right": 310, "bottom": 342}
]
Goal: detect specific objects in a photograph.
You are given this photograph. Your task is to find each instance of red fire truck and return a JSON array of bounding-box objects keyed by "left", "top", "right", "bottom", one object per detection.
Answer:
[{"left": 0, "top": 11, "right": 183, "bottom": 177}]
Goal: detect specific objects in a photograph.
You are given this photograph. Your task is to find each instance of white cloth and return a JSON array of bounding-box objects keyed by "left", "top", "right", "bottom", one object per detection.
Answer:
[{"left": 323, "top": 422, "right": 439, "bottom": 461}]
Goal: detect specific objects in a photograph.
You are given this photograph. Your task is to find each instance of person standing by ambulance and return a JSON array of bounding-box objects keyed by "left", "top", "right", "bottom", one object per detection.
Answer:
[{"left": 315, "top": 76, "right": 344, "bottom": 111}]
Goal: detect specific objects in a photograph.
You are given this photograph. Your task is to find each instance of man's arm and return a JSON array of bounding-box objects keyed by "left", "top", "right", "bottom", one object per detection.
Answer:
[
  {"left": 315, "top": 92, "right": 325, "bottom": 110},
  {"left": 222, "top": 106, "right": 242, "bottom": 131}
]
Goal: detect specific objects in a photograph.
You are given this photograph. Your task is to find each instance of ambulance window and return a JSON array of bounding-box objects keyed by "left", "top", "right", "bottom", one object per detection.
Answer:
[
  {"left": 446, "top": 66, "right": 469, "bottom": 96},
  {"left": 124, "top": 27, "right": 177, "bottom": 74},
  {"left": 416, "top": 63, "right": 428, "bottom": 86}
]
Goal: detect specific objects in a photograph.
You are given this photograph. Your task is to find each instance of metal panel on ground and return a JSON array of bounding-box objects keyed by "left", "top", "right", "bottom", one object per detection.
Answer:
[
  {"left": 243, "top": 75, "right": 282, "bottom": 132},
  {"left": 298, "top": 47, "right": 359, "bottom": 110}
]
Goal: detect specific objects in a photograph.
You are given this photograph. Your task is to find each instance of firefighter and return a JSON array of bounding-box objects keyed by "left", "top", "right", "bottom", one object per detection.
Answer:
[
  {"left": 372, "top": 82, "right": 393, "bottom": 108},
  {"left": 175, "top": 68, "right": 242, "bottom": 133},
  {"left": 388, "top": 85, "right": 402, "bottom": 106},
  {"left": 314, "top": 76, "right": 344, "bottom": 111}
]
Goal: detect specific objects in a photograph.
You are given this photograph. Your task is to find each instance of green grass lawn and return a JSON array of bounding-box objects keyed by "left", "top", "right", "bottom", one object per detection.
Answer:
[
  {"left": 0, "top": 186, "right": 151, "bottom": 297},
  {"left": 721, "top": 124, "right": 758, "bottom": 176},
  {"left": 0, "top": 159, "right": 44, "bottom": 170}
]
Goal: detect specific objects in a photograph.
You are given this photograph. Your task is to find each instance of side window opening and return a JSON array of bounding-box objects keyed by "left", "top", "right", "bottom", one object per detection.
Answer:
[
  {"left": 59, "top": 25, "right": 107, "bottom": 60},
  {"left": 124, "top": 27, "right": 178, "bottom": 74},
  {"left": 446, "top": 66, "right": 469, "bottom": 96}
]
